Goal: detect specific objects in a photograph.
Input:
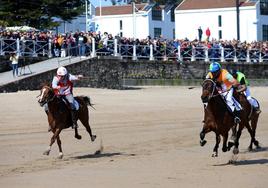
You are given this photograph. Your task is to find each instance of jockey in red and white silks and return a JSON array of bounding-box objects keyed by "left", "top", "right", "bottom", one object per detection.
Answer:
[{"left": 52, "top": 66, "right": 83, "bottom": 128}]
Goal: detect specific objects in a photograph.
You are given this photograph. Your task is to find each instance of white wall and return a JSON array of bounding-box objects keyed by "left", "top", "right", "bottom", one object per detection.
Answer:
[
  {"left": 94, "top": 14, "right": 149, "bottom": 39},
  {"left": 175, "top": 6, "right": 258, "bottom": 41}
]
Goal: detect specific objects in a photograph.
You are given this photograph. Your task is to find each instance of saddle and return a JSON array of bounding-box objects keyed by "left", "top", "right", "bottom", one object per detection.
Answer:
[{"left": 58, "top": 96, "right": 80, "bottom": 112}]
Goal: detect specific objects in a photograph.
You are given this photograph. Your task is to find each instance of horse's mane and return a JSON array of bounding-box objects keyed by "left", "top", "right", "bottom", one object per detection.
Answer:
[{"left": 40, "top": 81, "right": 51, "bottom": 89}]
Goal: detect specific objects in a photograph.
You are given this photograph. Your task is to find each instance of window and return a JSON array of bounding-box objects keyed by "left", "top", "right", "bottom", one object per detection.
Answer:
[
  {"left": 219, "top": 30, "right": 222, "bottom": 39},
  {"left": 154, "top": 28, "right": 162, "bottom": 38},
  {"left": 152, "top": 7, "right": 162, "bottom": 21},
  {"left": 120, "top": 20, "right": 122, "bottom": 30},
  {"left": 260, "top": 0, "right": 268, "bottom": 15},
  {"left": 218, "top": 15, "right": 222, "bottom": 27},
  {"left": 263, "top": 25, "right": 268, "bottom": 41}
]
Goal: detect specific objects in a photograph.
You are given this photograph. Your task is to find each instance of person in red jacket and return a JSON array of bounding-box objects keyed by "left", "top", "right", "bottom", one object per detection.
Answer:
[{"left": 206, "top": 27, "right": 211, "bottom": 41}]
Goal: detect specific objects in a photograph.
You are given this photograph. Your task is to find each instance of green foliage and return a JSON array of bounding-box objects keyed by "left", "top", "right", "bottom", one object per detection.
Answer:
[{"left": 0, "top": 0, "right": 85, "bottom": 29}]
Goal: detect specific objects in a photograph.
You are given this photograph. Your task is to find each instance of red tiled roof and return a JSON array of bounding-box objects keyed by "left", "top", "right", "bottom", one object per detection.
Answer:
[
  {"left": 96, "top": 3, "right": 147, "bottom": 16},
  {"left": 176, "top": 0, "right": 256, "bottom": 10}
]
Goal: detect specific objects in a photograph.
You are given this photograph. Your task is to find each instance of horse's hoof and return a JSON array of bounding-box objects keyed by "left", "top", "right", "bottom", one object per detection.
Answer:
[
  {"left": 233, "top": 148, "right": 239, "bottom": 155},
  {"left": 75, "top": 135, "right": 82, "bottom": 140},
  {"left": 91, "top": 135, "right": 97, "bottom": 142},
  {"left": 212, "top": 152, "right": 218, "bottom": 157},
  {"left": 200, "top": 140, "right": 207, "bottom": 146},
  {"left": 43, "top": 150, "right": 50, "bottom": 156},
  {"left": 58, "top": 152, "right": 63, "bottom": 159},
  {"left": 222, "top": 147, "right": 227, "bottom": 152},
  {"left": 227, "top": 141, "right": 235, "bottom": 151}
]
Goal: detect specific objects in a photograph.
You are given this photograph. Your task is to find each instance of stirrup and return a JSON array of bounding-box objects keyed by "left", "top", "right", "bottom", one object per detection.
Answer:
[
  {"left": 255, "top": 108, "right": 261, "bottom": 114},
  {"left": 234, "top": 117, "right": 241, "bottom": 124}
]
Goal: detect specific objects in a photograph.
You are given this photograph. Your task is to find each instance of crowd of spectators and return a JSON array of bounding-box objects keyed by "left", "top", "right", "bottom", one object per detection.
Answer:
[{"left": 0, "top": 30, "right": 268, "bottom": 62}]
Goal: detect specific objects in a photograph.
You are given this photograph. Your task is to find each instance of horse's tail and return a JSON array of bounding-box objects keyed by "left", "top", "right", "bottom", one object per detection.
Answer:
[{"left": 83, "top": 96, "right": 96, "bottom": 110}]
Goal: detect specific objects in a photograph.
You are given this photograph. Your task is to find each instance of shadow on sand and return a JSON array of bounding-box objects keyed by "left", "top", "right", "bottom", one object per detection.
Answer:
[
  {"left": 71, "top": 152, "right": 136, "bottom": 160},
  {"left": 214, "top": 158, "right": 268, "bottom": 166}
]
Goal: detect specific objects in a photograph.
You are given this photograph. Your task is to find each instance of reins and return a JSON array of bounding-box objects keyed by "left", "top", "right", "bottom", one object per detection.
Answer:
[{"left": 202, "top": 79, "right": 230, "bottom": 100}]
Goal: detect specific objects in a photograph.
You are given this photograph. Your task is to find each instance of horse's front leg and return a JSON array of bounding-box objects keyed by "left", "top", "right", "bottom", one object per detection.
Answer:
[
  {"left": 74, "top": 127, "right": 82, "bottom": 140},
  {"left": 57, "top": 135, "right": 63, "bottom": 159},
  {"left": 200, "top": 128, "right": 209, "bottom": 146},
  {"left": 212, "top": 133, "right": 220, "bottom": 157},
  {"left": 222, "top": 133, "right": 228, "bottom": 152},
  {"left": 233, "top": 124, "right": 243, "bottom": 155},
  {"left": 43, "top": 128, "right": 61, "bottom": 156}
]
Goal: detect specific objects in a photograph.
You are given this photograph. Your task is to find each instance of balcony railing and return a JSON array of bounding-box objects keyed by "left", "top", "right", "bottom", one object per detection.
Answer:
[{"left": 1, "top": 38, "right": 268, "bottom": 63}]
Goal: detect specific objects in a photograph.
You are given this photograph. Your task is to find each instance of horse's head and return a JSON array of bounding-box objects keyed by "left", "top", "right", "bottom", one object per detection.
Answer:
[
  {"left": 201, "top": 79, "right": 217, "bottom": 104},
  {"left": 37, "top": 85, "right": 55, "bottom": 107}
]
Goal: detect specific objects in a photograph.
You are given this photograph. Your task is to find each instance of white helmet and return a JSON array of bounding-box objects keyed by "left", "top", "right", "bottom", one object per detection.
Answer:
[{"left": 57, "top": 66, "right": 67, "bottom": 76}]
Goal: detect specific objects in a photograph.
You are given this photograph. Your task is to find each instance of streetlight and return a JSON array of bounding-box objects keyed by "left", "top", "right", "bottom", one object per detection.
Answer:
[{"left": 236, "top": 0, "right": 240, "bottom": 40}]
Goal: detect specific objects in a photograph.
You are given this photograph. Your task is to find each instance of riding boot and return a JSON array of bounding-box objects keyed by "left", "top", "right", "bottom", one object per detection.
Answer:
[
  {"left": 233, "top": 110, "right": 241, "bottom": 124},
  {"left": 71, "top": 110, "right": 78, "bottom": 129}
]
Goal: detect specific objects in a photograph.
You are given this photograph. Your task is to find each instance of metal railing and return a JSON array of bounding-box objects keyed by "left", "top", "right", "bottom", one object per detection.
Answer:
[{"left": 1, "top": 38, "right": 268, "bottom": 63}]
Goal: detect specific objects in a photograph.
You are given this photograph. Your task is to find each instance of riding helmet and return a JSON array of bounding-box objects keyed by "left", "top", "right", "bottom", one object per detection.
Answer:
[{"left": 209, "top": 62, "right": 221, "bottom": 73}]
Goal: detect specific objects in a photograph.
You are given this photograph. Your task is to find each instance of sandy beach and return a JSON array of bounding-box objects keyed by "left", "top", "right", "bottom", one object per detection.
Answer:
[{"left": 0, "top": 86, "right": 267, "bottom": 188}]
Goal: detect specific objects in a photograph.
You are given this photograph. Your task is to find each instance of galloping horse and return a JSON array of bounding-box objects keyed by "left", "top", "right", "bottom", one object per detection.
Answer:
[
  {"left": 200, "top": 79, "right": 260, "bottom": 157},
  {"left": 233, "top": 90, "right": 261, "bottom": 151},
  {"left": 38, "top": 83, "right": 96, "bottom": 159}
]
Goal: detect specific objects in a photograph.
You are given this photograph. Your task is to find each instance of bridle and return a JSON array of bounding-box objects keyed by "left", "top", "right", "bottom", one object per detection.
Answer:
[
  {"left": 202, "top": 79, "right": 218, "bottom": 100},
  {"left": 37, "top": 86, "right": 56, "bottom": 106}
]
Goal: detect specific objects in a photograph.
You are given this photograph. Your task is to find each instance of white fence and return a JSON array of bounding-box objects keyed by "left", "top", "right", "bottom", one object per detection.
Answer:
[{"left": 1, "top": 38, "right": 267, "bottom": 63}]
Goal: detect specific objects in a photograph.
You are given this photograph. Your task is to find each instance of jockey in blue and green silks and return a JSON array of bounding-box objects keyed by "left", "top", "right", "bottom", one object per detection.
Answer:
[
  {"left": 231, "top": 70, "right": 261, "bottom": 114},
  {"left": 206, "top": 62, "right": 242, "bottom": 124}
]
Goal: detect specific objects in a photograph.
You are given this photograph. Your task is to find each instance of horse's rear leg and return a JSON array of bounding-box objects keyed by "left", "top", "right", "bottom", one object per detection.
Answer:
[
  {"left": 43, "top": 128, "right": 61, "bottom": 156},
  {"left": 249, "top": 114, "right": 260, "bottom": 150},
  {"left": 79, "top": 116, "right": 96, "bottom": 142}
]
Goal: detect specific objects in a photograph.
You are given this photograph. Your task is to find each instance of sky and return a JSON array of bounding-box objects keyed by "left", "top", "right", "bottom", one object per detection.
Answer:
[{"left": 90, "top": 0, "right": 127, "bottom": 7}]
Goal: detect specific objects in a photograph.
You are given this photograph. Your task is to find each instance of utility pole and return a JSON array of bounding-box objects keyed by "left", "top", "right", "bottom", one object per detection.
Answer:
[
  {"left": 85, "top": 0, "right": 88, "bottom": 32},
  {"left": 132, "top": 1, "right": 136, "bottom": 40},
  {"left": 236, "top": 0, "right": 240, "bottom": 40}
]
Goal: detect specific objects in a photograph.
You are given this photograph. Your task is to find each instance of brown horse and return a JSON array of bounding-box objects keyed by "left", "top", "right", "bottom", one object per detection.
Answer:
[
  {"left": 233, "top": 91, "right": 261, "bottom": 151},
  {"left": 200, "top": 79, "right": 260, "bottom": 157},
  {"left": 37, "top": 84, "right": 96, "bottom": 159}
]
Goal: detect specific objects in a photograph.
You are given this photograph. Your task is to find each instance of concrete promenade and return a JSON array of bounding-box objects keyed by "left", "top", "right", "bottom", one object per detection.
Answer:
[{"left": 0, "top": 56, "right": 91, "bottom": 86}]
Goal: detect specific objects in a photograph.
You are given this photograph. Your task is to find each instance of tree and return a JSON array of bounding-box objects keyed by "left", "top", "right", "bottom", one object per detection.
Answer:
[{"left": 0, "top": 0, "right": 85, "bottom": 29}]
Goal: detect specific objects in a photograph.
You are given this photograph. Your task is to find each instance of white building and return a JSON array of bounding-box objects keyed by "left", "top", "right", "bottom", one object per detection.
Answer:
[
  {"left": 175, "top": 0, "right": 268, "bottom": 41},
  {"left": 93, "top": 3, "right": 176, "bottom": 39}
]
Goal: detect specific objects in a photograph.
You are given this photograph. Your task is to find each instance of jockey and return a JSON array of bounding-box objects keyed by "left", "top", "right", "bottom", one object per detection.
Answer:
[
  {"left": 206, "top": 62, "right": 241, "bottom": 124},
  {"left": 231, "top": 70, "right": 261, "bottom": 114},
  {"left": 52, "top": 66, "right": 83, "bottom": 129}
]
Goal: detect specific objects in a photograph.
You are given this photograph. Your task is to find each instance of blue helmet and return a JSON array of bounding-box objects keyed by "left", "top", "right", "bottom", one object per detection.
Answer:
[{"left": 209, "top": 62, "right": 221, "bottom": 73}]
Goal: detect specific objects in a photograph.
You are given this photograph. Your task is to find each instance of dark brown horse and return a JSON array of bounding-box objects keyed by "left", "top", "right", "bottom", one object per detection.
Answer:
[
  {"left": 200, "top": 79, "right": 260, "bottom": 157},
  {"left": 38, "top": 84, "right": 96, "bottom": 159},
  {"left": 233, "top": 91, "right": 261, "bottom": 151}
]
